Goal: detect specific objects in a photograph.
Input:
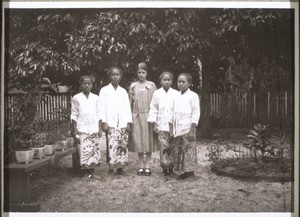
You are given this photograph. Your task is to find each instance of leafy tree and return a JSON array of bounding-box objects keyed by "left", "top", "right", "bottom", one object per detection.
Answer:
[{"left": 5, "top": 8, "right": 294, "bottom": 138}]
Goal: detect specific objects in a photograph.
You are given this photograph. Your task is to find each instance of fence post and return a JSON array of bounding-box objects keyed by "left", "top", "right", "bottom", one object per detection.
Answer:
[
  {"left": 267, "top": 91, "right": 270, "bottom": 123},
  {"left": 253, "top": 92, "right": 256, "bottom": 126}
]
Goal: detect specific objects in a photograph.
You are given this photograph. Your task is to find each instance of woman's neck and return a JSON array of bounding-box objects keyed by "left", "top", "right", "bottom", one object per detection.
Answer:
[
  {"left": 163, "top": 87, "right": 169, "bottom": 92},
  {"left": 83, "top": 91, "right": 90, "bottom": 98},
  {"left": 181, "top": 89, "right": 188, "bottom": 94},
  {"left": 111, "top": 83, "right": 119, "bottom": 90}
]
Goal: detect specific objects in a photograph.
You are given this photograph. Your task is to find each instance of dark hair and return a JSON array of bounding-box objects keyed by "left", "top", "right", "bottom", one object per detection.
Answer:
[
  {"left": 178, "top": 73, "right": 193, "bottom": 84},
  {"left": 159, "top": 71, "right": 174, "bottom": 81},
  {"left": 107, "top": 66, "right": 123, "bottom": 77},
  {"left": 79, "top": 75, "right": 93, "bottom": 84},
  {"left": 136, "top": 62, "right": 149, "bottom": 73}
]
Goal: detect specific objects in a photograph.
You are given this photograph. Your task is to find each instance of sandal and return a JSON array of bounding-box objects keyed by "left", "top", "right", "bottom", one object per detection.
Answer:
[
  {"left": 137, "top": 168, "right": 144, "bottom": 175},
  {"left": 144, "top": 168, "right": 151, "bottom": 176},
  {"left": 177, "top": 171, "right": 195, "bottom": 180}
]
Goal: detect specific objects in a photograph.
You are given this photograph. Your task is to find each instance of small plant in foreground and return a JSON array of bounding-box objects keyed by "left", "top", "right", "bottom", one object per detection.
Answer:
[
  {"left": 206, "top": 142, "right": 224, "bottom": 164},
  {"left": 243, "top": 124, "right": 274, "bottom": 158}
]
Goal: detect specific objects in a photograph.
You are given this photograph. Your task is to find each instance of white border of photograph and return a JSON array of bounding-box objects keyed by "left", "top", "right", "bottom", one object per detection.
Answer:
[{"left": 1, "top": 1, "right": 299, "bottom": 217}]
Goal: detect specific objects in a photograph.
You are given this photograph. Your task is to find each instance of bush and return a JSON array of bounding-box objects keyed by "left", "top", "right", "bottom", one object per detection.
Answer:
[{"left": 243, "top": 124, "right": 275, "bottom": 158}]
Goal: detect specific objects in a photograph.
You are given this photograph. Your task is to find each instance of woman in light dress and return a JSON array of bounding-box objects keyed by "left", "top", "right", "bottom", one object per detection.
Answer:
[{"left": 129, "top": 62, "right": 158, "bottom": 176}]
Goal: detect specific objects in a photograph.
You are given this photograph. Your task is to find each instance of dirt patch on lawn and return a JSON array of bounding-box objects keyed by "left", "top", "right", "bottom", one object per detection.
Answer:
[{"left": 212, "top": 157, "right": 293, "bottom": 182}]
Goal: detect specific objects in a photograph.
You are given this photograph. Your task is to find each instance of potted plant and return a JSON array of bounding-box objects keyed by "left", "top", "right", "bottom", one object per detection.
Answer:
[
  {"left": 44, "top": 132, "right": 56, "bottom": 155},
  {"left": 13, "top": 124, "right": 37, "bottom": 164},
  {"left": 31, "top": 134, "right": 46, "bottom": 159},
  {"left": 67, "top": 136, "right": 74, "bottom": 148},
  {"left": 14, "top": 138, "right": 34, "bottom": 164},
  {"left": 54, "top": 123, "right": 72, "bottom": 151},
  {"left": 55, "top": 140, "right": 69, "bottom": 151}
]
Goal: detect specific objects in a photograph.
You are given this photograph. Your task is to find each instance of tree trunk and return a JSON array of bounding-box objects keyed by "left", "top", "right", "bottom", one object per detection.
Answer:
[
  {"left": 199, "top": 65, "right": 212, "bottom": 138},
  {"left": 199, "top": 91, "right": 212, "bottom": 138}
]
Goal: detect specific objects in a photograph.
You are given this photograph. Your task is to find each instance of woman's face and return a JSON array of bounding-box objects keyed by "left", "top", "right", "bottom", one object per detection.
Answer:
[
  {"left": 137, "top": 70, "right": 147, "bottom": 82},
  {"left": 160, "top": 74, "right": 173, "bottom": 90},
  {"left": 81, "top": 78, "right": 93, "bottom": 93},
  {"left": 177, "top": 75, "right": 190, "bottom": 92},
  {"left": 110, "top": 68, "right": 122, "bottom": 85}
]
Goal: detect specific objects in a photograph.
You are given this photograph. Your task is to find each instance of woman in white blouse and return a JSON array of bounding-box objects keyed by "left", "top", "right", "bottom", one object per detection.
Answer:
[
  {"left": 148, "top": 71, "right": 177, "bottom": 176},
  {"left": 98, "top": 67, "right": 132, "bottom": 175},
  {"left": 172, "top": 73, "right": 200, "bottom": 179},
  {"left": 71, "top": 75, "right": 102, "bottom": 179}
]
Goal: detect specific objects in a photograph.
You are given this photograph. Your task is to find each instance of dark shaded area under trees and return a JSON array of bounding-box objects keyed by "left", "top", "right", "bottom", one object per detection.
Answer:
[{"left": 4, "top": 8, "right": 295, "bottom": 138}]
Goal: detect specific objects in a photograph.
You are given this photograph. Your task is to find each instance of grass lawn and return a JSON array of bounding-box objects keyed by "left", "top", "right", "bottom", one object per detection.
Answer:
[{"left": 29, "top": 128, "right": 294, "bottom": 212}]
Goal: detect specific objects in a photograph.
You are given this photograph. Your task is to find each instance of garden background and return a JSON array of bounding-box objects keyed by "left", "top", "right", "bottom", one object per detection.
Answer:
[{"left": 2, "top": 6, "right": 296, "bottom": 213}]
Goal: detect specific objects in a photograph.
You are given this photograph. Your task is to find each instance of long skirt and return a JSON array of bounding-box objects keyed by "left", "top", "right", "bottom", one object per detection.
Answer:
[
  {"left": 172, "top": 134, "right": 197, "bottom": 174},
  {"left": 158, "top": 131, "right": 174, "bottom": 169},
  {"left": 106, "top": 128, "right": 129, "bottom": 169},
  {"left": 130, "top": 112, "right": 158, "bottom": 153},
  {"left": 78, "top": 132, "right": 102, "bottom": 169}
]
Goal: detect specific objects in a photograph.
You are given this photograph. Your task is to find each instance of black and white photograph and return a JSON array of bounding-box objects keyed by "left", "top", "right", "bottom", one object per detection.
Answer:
[{"left": 1, "top": 1, "right": 299, "bottom": 216}]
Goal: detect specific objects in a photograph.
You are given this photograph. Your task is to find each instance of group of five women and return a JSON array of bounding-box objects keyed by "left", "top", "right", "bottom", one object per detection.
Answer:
[{"left": 70, "top": 62, "right": 200, "bottom": 180}]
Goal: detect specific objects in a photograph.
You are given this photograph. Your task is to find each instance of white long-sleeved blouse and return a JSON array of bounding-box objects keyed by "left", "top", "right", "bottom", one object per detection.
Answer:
[
  {"left": 147, "top": 87, "right": 177, "bottom": 132},
  {"left": 70, "top": 92, "right": 101, "bottom": 134},
  {"left": 173, "top": 89, "right": 201, "bottom": 137},
  {"left": 98, "top": 83, "right": 132, "bottom": 129}
]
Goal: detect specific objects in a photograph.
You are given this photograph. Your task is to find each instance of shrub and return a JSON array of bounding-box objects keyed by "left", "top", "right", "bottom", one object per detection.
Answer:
[
  {"left": 243, "top": 124, "right": 275, "bottom": 158},
  {"left": 206, "top": 142, "right": 224, "bottom": 164}
]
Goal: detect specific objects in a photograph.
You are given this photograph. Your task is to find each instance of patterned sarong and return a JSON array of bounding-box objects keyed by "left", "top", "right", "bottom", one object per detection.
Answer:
[
  {"left": 172, "top": 134, "right": 197, "bottom": 174},
  {"left": 106, "top": 128, "right": 129, "bottom": 169},
  {"left": 78, "top": 132, "right": 103, "bottom": 168},
  {"left": 158, "top": 131, "right": 174, "bottom": 169}
]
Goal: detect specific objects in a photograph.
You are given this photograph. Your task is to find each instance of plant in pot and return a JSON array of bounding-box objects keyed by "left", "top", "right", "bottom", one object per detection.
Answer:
[
  {"left": 66, "top": 131, "right": 74, "bottom": 148},
  {"left": 14, "top": 133, "right": 34, "bottom": 164},
  {"left": 55, "top": 135, "right": 69, "bottom": 151},
  {"left": 31, "top": 133, "right": 46, "bottom": 159},
  {"left": 14, "top": 124, "right": 40, "bottom": 164},
  {"left": 51, "top": 108, "right": 73, "bottom": 149},
  {"left": 44, "top": 132, "right": 56, "bottom": 155},
  {"left": 52, "top": 122, "right": 71, "bottom": 151}
]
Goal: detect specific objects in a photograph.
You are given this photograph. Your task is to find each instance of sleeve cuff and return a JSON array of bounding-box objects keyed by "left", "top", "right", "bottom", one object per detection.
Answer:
[
  {"left": 147, "top": 116, "right": 157, "bottom": 123},
  {"left": 71, "top": 116, "right": 78, "bottom": 122}
]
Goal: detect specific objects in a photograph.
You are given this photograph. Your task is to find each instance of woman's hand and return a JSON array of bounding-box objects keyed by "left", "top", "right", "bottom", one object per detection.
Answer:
[
  {"left": 73, "top": 129, "right": 80, "bottom": 145},
  {"left": 98, "top": 128, "right": 102, "bottom": 138},
  {"left": 125, "top": 123, "right": 131, "bottom": 134},
  {"left": 71, "top": 120, "right": 77, "bottom": 137},
  {"left": 169, "top": 123, "right": 174, "bottom": 137},
  {"left": 102, "top": 122, "right": 109, "bottom": 133},
  {"left": 188, "top": 124, "right": 197, "bottom": 141},
  {"left": 153, "top": 122, "right": 158, "bottom": 134},
  {"left": 98, "top": 120, "right": 102, "bottom": 137}
]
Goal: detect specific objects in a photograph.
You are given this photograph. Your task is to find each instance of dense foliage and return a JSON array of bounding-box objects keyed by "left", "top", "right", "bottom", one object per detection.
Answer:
[
  {"left": 5, "top": 8, "right": 293, "bottom": 93},
  {"left": 4, "top": 8, "right": 294, "bottom": 137}
]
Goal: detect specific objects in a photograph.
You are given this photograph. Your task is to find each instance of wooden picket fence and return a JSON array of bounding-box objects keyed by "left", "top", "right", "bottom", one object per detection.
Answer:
[
  {"left": 210, "top": 91, "right": 294, "bottom": 128},
  {"left": 4, "top": 91, "right": 294, "bottom": 129},
  {"left": 4, "top": 93, "right": 72, "bottom": 127}
]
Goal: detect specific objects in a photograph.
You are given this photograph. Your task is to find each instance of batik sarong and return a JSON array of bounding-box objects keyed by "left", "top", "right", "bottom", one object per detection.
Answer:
[
  {"left": 158, "top": 131, "right": 174, "bottom": 169},
  {"left": 106, "top": 128, "right": 129, "bottom": 169},
  {"left": 78, "top": 132, "right": 102, "bottom": 168},
  {"left": 172, "top": 133, "right": 197, "bottom": 174}
]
